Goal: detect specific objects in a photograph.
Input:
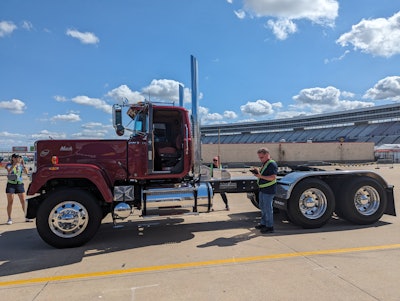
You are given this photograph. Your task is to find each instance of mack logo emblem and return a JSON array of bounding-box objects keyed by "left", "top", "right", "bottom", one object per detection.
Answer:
[{"left": 60, "top": 146, "right": 73, "bottom": 151}]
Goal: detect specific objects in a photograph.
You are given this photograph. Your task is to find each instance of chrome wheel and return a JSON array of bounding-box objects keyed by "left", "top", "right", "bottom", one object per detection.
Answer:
[
  {"left": 337, "top": 177, "right": 387, "bottom": 225},
  {"left": 37, "top": 189, "right": 102, "bottom": 248},
  {"left": 49, "top": 201, "right": 89, "bottom": 238},
  {"left": 288, "top": 178, "right": 335, "bottom": 228},
  {"left": 353, "top": 185, "right": 380, "bottom": 216},
  {"left": 298, "top": 188, "right": 328, "bottom": 220}
]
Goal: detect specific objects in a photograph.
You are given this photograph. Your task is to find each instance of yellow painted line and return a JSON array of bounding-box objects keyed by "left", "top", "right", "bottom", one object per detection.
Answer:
[{"left": 1, "top": 243, "right": 399, "bottom": 287}]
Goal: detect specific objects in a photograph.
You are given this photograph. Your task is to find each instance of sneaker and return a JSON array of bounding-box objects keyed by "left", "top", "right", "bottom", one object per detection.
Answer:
[
  {"left": 260, "top": 227, "right": 274, "bottom": 234},
  {"left": 25, "top": 218, "right": 33, "bottom": 223},
  {"left": 225, "top": 206, "right": 230, "bottom": 211},
  {"left": 6, "top": 219, "right": 12, "bottom": 225},
  {"left": 255, "top": 224, "right": 266, "bottom": 230}
]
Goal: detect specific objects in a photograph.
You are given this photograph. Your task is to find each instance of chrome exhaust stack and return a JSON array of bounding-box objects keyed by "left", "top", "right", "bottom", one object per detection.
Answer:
[{"left": 191, "top": 55, "right": 201, "bottom": 177}]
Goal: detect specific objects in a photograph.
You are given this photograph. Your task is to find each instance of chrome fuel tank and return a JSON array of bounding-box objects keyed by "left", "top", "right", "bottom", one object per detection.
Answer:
[{"left": 143, "top": 182, "right": 213, "bottom": 216}]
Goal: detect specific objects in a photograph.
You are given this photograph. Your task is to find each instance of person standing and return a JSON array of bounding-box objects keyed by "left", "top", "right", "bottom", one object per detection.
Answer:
[
  {"left": 5, "top": 154, "right": 30, "bottom": 224},
  {"left": 253, "top": 148, "right": 278, "bottom": 233},
  {"left": 210, "top": 156, "right": 229, "bottom": 210}
]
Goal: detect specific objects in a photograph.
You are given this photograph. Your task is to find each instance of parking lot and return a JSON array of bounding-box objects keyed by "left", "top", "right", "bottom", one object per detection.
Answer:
[{"left": 0, "top": 165, "right": 399, "bottom": 301}]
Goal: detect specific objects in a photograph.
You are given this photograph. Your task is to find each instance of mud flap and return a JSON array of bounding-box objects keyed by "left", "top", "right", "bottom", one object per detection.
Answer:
[
  {"left": 26, "top": 196, "right": 43, "bottom": 219},
  {"left": 384, "top": 187, "right": 396, "bottom": 216}
]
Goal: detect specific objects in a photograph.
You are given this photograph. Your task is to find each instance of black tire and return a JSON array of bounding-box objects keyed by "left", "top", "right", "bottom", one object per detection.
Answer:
[
  {"left": 280, "top": 210, "right": 292, "bottom": 223},
  {"left": 247, "top": 191, "right": 260, "bottom": 209},
  {"left": 248, "top": 192, "right": 260, "bottom": 209},
  {"left": 337, "top": 177, "right": 387, "bottom": 225},
  {"left": 288, "top": 178, "right": 335, "bottom": 229},
  {"left": 248, "top": 191, "right": 284, "bottom": 215},
  {"left": 36, "top": 189, "right": 102, "bottom": 248}
]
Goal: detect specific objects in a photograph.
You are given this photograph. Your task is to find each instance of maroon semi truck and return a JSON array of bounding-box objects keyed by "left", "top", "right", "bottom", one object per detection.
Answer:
[
  {"left": 26, "top": 57, "right": 396, "bottom": 248},
  {"left": 26, "top": 101, "right": 217, "bottom": 248}
]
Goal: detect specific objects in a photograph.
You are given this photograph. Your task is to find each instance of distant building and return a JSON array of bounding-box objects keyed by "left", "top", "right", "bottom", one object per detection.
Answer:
[
  {"left": 201, "top": 103, "right": 400, "bottom": 146},
  {"left": 375, "top": 144, "right": 400, "bottom": 163}
]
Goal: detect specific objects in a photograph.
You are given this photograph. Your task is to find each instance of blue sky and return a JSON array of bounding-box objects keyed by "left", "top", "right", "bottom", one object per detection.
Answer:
[{"left": 1, "top": 0, "right": 400, "bottom": 150}]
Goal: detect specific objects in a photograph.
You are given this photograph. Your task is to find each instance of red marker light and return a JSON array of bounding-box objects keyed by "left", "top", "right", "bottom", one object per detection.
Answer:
[{"left": 51, "top": 156, "right": 59, "bottom": 164}]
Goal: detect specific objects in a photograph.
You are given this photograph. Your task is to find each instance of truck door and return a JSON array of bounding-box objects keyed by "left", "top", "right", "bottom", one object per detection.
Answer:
[
  {"left": 127, "top": 103, "right": 156, "bottom": 176},
  {"left": 147, "top": 103, "right": 155, "bottom": 174}
]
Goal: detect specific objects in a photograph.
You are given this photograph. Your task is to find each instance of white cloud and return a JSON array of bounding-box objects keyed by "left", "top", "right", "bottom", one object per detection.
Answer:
[
  {"left": 81, "top": 122, "right": 105, "bottom": 129},
  {"left": 0, "top": 99, "right": 27, "bottom": 114},
  {"left": 363, "top": 76, "right": 400, "bottom": 101},
  {"left": 66, "top": 29, "right": 99, "bottom": 45},
  {"left": 205, "top": 112, "right": 224, "bottom": 121},
  {"left": 324, "top": 50, "right": 350, "bottom": 64},
  {"left": 341, "top": 91, "right": 355, "bottom": 98},
  {"left": 244, "top": 0, "right": 338, "bottom": 24},
  {"left": 31, "top": 130, "right": 67, "bottom": 140},
  {"left": 0, "top": 131, "right": 29, "bottom": 149},
  {"left": 240, "top": 99, "right": 274, "bottom": 116},
  {"left": 21, "top": 21, "right": 33, "bottom": 31},
  {"left": 197, "top": 106, "right": 224, "bottom": 124},
  {"left": 292, "top": 86, "right": 374, "bottom": 113},
  {"left": 197, "top": 108, "right": 238, "bottom": 124},
  {"left": 142, "top": 79, "right": 186, "bottom": 103},
  {"left": 272, "top": 102, "right": 283, "bottom": 109},
  {"left": 106, "top": 85, "right": 145, "bottom": 104},
  {"left": 242, "top": 0, "right": 338, "bottom": 39},
  {"left": 275, "top": 110, "right": 306, "bottom": 119},
  {"left": 223, "top": 110, "right": 238, "bottom": 119},
  {"left": 238, "top": 118, "right": 257, "bottom": 123},
  {"left": 293, "top": 86, "right": 340, "bottom": 105},
  {"left": 335, "top": 99, "right": 374, "bottom": 111},
  {"left": 72, "top": 95, "right": 112, "bottom": 114},
  {"left": 0, "top": 21, "right": 17, "bottom": 37},
  {"left": 337, "top": 11, "right": 400, "bottom": 58},
  {"left": 70, "top": 122, "right": 112, "bottom": 139},
  {"left": 71, "top": 129, "right": 108, "bottom": 138},
  {"left": 234, "top": 10, "right": 246, "bottom": 19},
  {"left": 54, "top": 95, "right": 67, "bottom": 102},
  {"left": 0, "top": 131, "right": 25, "bottom": 138},
  {"left": 50, "top": 113, "right": 81, "bottom": 122},
  {"left": 267, "top": 18, "right": 297, "bottom": 40}
]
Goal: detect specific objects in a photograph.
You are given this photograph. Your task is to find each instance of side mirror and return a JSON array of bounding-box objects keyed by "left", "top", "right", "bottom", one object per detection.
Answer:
[{"left": 113, "top": 105, "right": 125, "bottom": 136}]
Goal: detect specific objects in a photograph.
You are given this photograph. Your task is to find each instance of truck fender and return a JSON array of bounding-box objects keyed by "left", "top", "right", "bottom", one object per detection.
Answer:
[
  {"left": 276, "top": 170, "right": 391, "bottom": 201},
  {"left": 27, "top": 164, "right": 114, "bottom": 202}
]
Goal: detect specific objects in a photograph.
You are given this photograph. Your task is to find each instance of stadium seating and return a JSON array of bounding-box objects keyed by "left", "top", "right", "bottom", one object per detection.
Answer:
[{"left": 201, "top": 104, "right": 400, "bottom": 146}]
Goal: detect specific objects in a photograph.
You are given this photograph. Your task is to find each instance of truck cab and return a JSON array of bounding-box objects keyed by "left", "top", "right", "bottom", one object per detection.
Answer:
[{"left": 116, "top": 102, "right": 193, "bottom": 180}]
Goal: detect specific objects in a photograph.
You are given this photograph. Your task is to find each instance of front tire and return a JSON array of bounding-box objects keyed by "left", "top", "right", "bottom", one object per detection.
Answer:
[
  {"left": 36, "top": 189, "right": 102, "bottom": 248},
  {"left": 287, "top": 178, "right": 335, "bottom": 228},
  {"left": 337, "top": 177, "right": 387, "bottom": 225}
]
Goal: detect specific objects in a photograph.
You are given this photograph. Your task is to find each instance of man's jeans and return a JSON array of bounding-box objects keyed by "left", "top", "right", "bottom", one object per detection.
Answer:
[{"left": 259, "top": 191, "right": 274, "bottom": 227}]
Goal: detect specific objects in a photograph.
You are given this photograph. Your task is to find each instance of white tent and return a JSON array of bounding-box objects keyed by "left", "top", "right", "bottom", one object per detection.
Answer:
[{"left": 374, "top": 144, "right": 400, "bottom": 162}]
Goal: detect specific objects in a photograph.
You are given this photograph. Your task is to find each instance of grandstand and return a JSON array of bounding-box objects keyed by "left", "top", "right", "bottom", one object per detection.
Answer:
[{"left": 201, "top": 103, "right": 400, "bottom": 146}]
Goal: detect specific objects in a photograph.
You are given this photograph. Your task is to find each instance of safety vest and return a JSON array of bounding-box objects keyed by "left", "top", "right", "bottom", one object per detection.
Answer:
[
  {"left": 7, "top": 164, "right": 23, "bottom": 184},
  {"left": 210, "top": 163, "right": 222, "bottom": 177},
  {"left": 257, "top": 159, "right": 277, "bottom": 188}
]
